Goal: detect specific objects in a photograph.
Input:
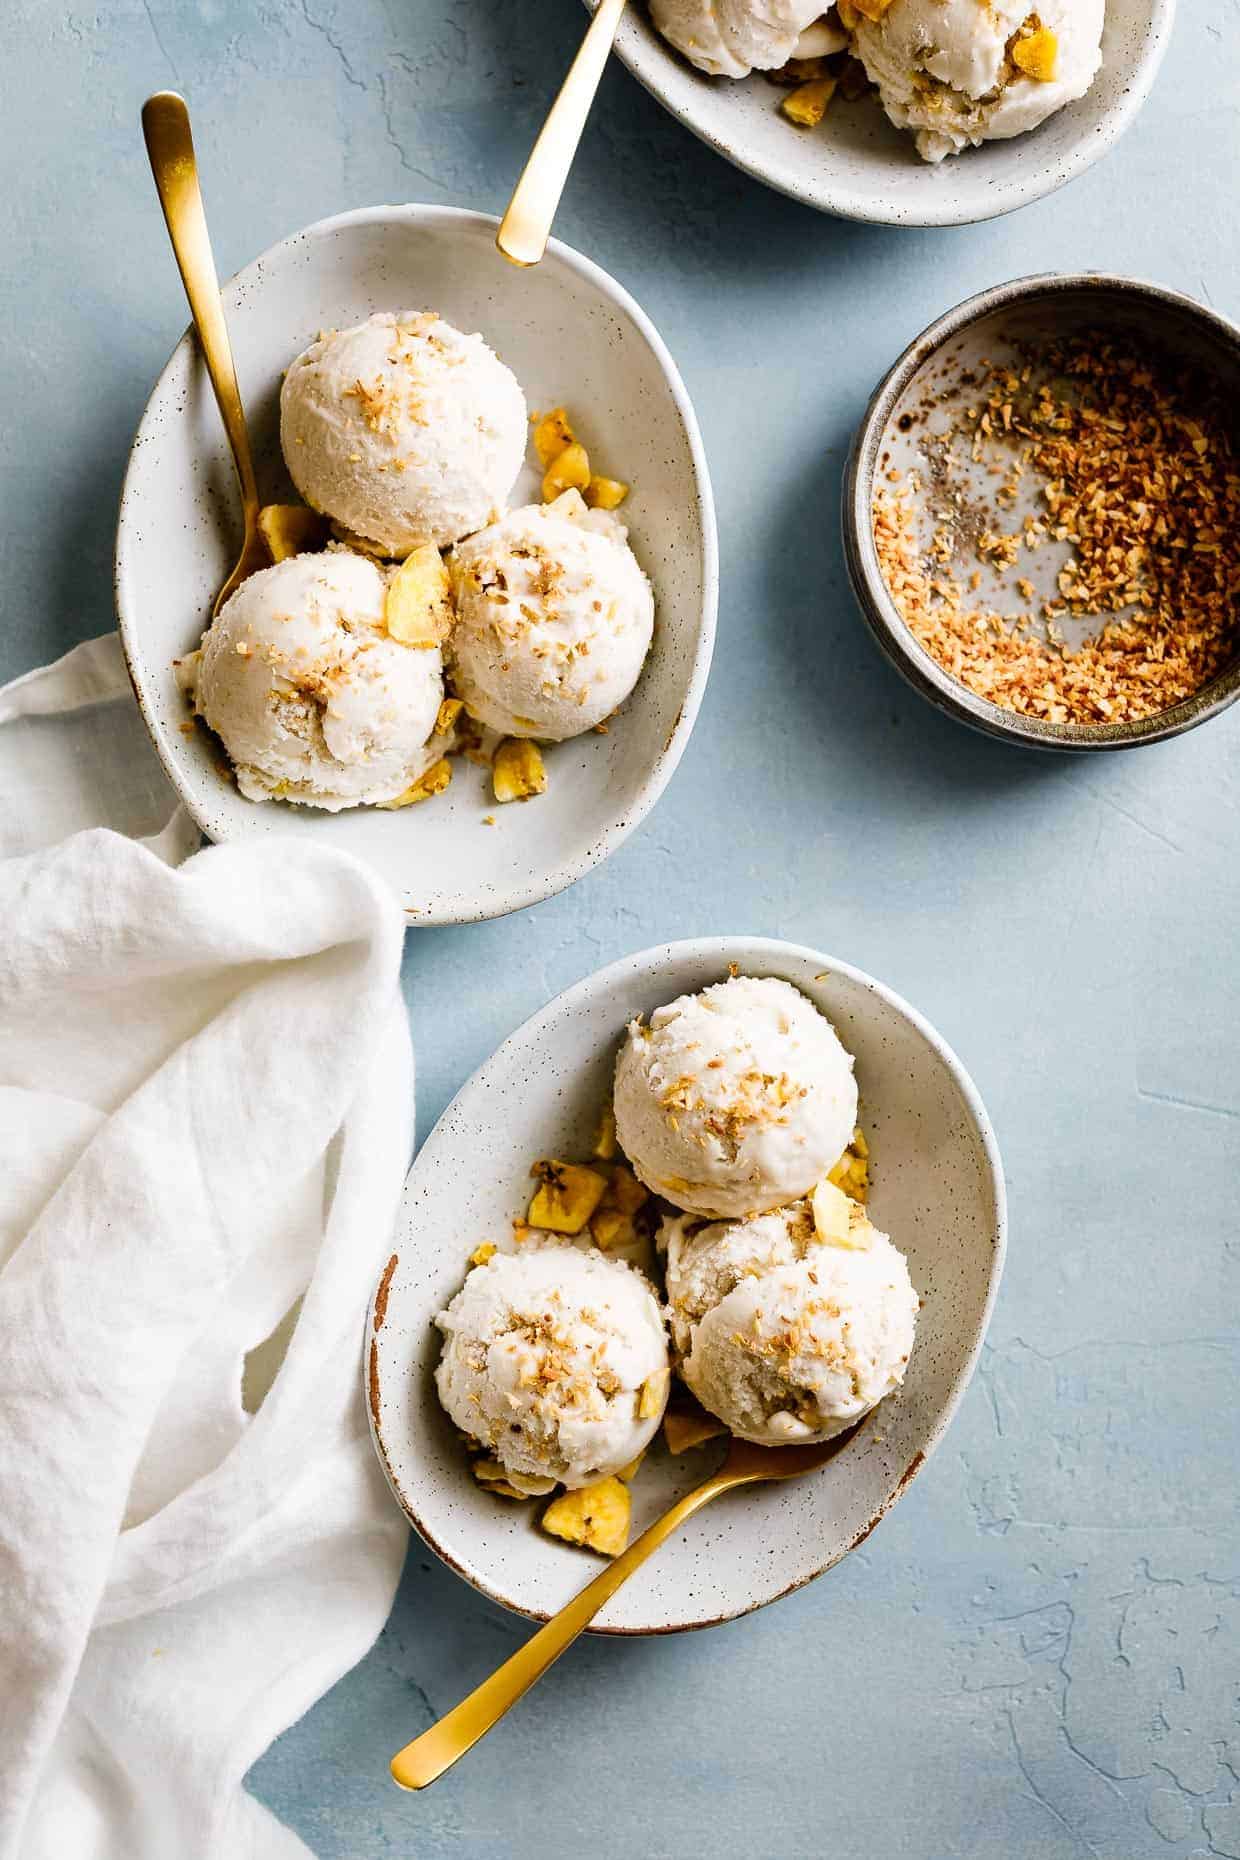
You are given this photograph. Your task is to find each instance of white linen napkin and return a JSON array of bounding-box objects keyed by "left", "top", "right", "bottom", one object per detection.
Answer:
[{"left": 0, "top": 639, "right": 412, "bottom": 1859}]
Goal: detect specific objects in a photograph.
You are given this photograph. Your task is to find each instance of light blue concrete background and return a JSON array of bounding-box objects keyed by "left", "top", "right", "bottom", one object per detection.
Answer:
[{"left": 4, "top": 2, "right": 1239, "bottom": 1854}]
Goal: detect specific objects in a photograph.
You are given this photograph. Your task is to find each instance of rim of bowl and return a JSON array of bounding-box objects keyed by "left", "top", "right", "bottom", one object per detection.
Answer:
[
  {"left": 365, "top": 934, "right": 1008, "bottom": 1635},
  {"left": 843, "top": 271, "right": 1240, "bottom": 751},
  {"left": 599, "top": 0, "right": 1177, "bottom": 227},
  {"left": 114, "top": 203, "right": 719, "bottom": 925}
]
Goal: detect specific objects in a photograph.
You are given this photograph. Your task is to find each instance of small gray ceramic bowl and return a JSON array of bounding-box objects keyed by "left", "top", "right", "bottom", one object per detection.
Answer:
[{"left": 843, "top": 274, "right": 1240, "bottom": 751}]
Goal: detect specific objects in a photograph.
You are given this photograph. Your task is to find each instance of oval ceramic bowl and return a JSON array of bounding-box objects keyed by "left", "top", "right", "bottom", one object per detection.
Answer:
[
  {"left": 367, "top": 937, "right": 1006, "bottom": 1634},
  {"left": 115, "top": 205, "right": 717, "bottom": 925},
  {"left": 843, "top": 272, "right": 1240, "bottom": 750},
  {"left": 596, "top": 0, "right": 1174, "bottom": 226}
]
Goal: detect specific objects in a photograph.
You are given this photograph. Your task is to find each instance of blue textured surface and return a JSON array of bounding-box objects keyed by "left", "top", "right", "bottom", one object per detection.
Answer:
[{"left": 4, "top": 2, "right": 1239, "bottom": 1854}]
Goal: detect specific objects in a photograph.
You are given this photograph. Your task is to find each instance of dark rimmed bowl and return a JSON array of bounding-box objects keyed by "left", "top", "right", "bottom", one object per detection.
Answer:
[{"left": 843, "top": 274, "right": 1240, "bottom": 751}]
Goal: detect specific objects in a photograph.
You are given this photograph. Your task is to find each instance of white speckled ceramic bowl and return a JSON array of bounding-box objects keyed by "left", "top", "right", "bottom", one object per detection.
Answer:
[
  {"left": 598, "top": 0, "right": 1174, "bottom": 226},
  {"left": 115, "top": 205, "right": 717, "bottom": 925},
  {"left": 366, "top": 937, "right": 1006, "bottom": 1633}
]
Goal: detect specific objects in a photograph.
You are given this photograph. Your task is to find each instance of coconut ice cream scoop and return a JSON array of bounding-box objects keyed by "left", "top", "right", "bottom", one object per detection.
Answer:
[
  {"left": 613, "top": 975, "right": 858, "bottom": 1219},
  {"left": 681, "top": 1222, "right": 918, "bottom": 1444},
  {"left": 662, "top": 1200, "right": 819, "bottom": 1355},
  {"left": 447, "top": 491, "right": 654, "bottom": 741},
  {"left": 280, "top": 311, "right": 527, "bottom": 554},
  {"left": 651, "top": 0, "right": 844, "bottom": 78},
  {"left": 852, "top": 0, "right": 1104, "bottom": 164},
  {"left": 435, "top": 1241, "right": 670, "bottom": 1490},
  {"left": 189, "top": 549, "right": 444, "bottom": 810}
]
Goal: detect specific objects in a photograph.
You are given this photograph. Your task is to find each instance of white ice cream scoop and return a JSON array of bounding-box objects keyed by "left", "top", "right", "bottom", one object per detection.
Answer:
[
  {"left": 852, "top": 0, "right": 1105, "bottom": 163},
  {"left": 614, "top": 974, "right": 858, "bottom": 1219},
  {"left": 662, "top": 1201, "right": 817, "bottom": 1355},
  {"left": 435, "top": 1241, "right": 670, "bottom": 1490},
  {"left": 280, "top": 311, "right": 527, "bottom": 555},
  {"left": 190, "top": 549, "right": 444, "bottom": 810},
  {"left": 650, "top": 0, "right": 841, "bottom": 78},
  {"left": 681, "top": 1224, "right": 918, "bottom": 1444},
  {"left": 447, "top": 492, "right": 654, "bottom": 741}
]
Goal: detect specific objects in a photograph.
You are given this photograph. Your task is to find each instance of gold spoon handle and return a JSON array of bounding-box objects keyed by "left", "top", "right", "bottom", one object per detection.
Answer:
[
  {"left": 391, "top": 1469, "right": 734, "bottom": 1790},
  {"left": 496, "top": 0, "right": 628, "bottom": 268},
  {"left": 141, "top": 90, "right": 260, "bottom": 521}
]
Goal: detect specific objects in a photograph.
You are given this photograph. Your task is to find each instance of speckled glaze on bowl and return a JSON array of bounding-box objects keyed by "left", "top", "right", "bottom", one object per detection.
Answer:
[
  {"left": 594, "top": 0, "right": 1174, "bottom": 226},
  {"left": 843, "top": 272, "right": 1240, "bottom": 751},
  {"left": 115, "top": 205, "right": 717, "bottom": 925},
  {"left": 366, "top": 937, "right": 1006, "bottom": 1634}
]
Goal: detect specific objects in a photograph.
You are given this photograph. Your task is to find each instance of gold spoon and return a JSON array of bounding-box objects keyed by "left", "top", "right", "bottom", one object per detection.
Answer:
[
  {"left": 390, "top": 1431, "right": 853, "bottom": 1789},
  {"left": 142, "top": 91, "right": 267, "bottom": 617},
  {"left": 496, "top": 0, "right": 628, "bottom": 268}
]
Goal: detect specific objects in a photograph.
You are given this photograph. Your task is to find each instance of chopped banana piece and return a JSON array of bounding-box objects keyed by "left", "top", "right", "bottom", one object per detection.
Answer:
[
  {"left": 329, "top": 521, "right": 393, "bottom": 560},
  {"left": 548, "top": 487, "right": 590, "bottom": 522},
  {"left": 778, "top": 54, "right": 829, "bottom": 82},
  {"left": 781, "top": 76, "right": 836, "bottom": 127},
  {"left": 493, "top": 738, "right": 547, "bottom": 804},
  {"left": 434, "top": 696, "right": 464, "bottom": 736},
  {"left": 616, "top": 1451, "right": 646, "bottom": 1483},
  {"left": 528, "top": 1160, "right": 608, "bottom": 1234},
  {"left": 605, "top": 1165, "right": 649, "bottom": 1217},
  {"left": 258, "top": 503, "right": 328, "bottom": 562},
  {"left": 584, "top": 475, "right": 629, "bottom": 511},
  {"left": 637, "top": 1368, "right": 670, "bottom": 1421},
  {"left": 813, "top": 1177, "right": 871, "bottom": 1249},
  {"left": 385, "top": 543, "right": 455, "bottom": 646},
  {"left": 1011, "top": 26, "right": 1058, "bottom": 80},
  {"left": 589, "top": 1161, "right": 650, "bottom": 1249},
  {"left": 663, "top": 1405, "right": 728, "bottom": 1455},
  {"left": 588, "top": 1202, "right": 655, "bottom": 1276},
  {"left": 472, "top": 1457, "right": 541, "bottom": 1500},
  {"left": 468, "top": 1241, "right": 497, "bottom": 1267},
  {"left": 533, "top": 406, "right": 576, "bottom": 466},
  {"left": 831, "top": 1157, "right": 869, "bottom": 1201},
  {"left": 827, "top": 1128, "right": 870, "bottom": 1204},
  {"left": 593, "top": 1107, "right": 618, "bottom": 1161},
  {"left": 541, "top": 1476, "right": 631, "bottom": 1557},
  {"left": 542, "top": 441, "right": 591, "bottom": 503},
  {"left": 505, "top": 1471, "right": 558, "bottom": 1497},
  {"left": 590, "top": 1207, "right": 627, "bottom": 1249},
  {"left": 811, "top": 1177, "right": 852, "bottom": 1243},
  {"left": 379, "top": 757, "right": 452, "bottom": 810}
]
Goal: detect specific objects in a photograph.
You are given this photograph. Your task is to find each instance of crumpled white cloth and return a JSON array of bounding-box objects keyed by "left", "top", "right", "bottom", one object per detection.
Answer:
[{"left": 0, "top": 638, "right": 412, "bottom": 1859}]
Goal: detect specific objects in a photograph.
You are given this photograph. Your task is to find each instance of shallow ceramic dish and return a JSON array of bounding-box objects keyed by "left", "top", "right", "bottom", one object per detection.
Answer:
[
  {"left": 843, "top": 272, "right": 1240, "bottom": 750},
  {"left": 366, "top": 937, "right": 1005, "bottom": 1633},
  {"left": 115, "top": 205, "right": 717, "bottom": 924},
  {"left": 594, "top": 0, "right": 1174, "bottom": 226}
]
